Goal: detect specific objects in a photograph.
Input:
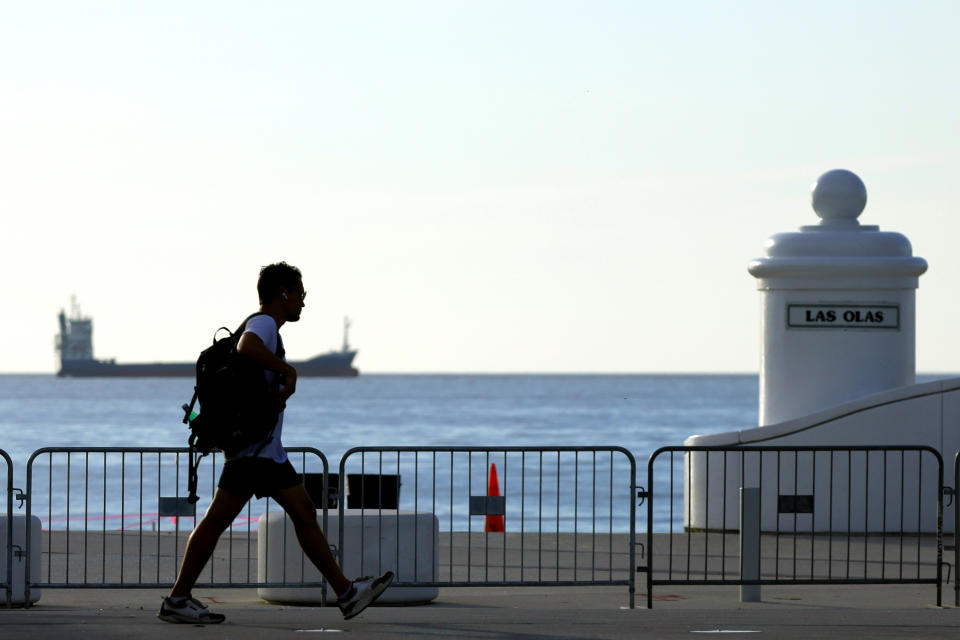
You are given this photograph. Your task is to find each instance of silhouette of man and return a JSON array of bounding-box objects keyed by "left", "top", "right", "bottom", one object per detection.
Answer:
[{"left": 159, "top": 262, "right": 392, "bottom": 624}]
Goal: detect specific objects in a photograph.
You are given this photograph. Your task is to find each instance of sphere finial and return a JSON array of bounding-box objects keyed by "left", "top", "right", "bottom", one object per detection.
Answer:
[{"left": 811, "top": 169, "right": 867, "bottom": 224}]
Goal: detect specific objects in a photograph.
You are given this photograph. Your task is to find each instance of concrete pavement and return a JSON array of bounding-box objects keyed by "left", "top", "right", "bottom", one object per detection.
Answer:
[{"left": 2, "top": 582, "right": 959, "bottom": 639}]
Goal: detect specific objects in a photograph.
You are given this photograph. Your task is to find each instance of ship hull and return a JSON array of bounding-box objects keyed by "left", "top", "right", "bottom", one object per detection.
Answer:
[{"left": 58, "top": 351, "right": 359, "bottom": 378}]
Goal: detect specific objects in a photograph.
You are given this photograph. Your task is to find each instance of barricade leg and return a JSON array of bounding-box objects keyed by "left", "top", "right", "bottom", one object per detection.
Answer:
[{"left": 740, "top": 487, "right": 761, "bottom": 602}]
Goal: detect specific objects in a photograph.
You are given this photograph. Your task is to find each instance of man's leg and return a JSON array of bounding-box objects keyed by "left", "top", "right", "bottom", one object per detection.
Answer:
[
  {"left": 169, "top": 488, "right": 250, "bottom": 598},
  {"left": 272, "top": 483, "right": 352, "bottom": 596}
]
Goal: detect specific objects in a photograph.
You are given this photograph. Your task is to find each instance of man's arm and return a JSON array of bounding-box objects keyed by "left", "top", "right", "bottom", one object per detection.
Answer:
[{"left": 237, "top": 331, "right": 298, "bottom": 400}]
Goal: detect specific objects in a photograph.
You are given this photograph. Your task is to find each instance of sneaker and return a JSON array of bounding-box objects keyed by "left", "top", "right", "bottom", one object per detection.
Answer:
[
  {"left": 337, "top": 571, "right": 394, "bottom": 620},
  {"left": 157, "top": 596, "right": 226, "bottom": 624}
]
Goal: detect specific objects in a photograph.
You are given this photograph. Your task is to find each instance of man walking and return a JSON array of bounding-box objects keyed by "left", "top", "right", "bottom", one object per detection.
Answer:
[{"left": 158, "top": 262, "right": 392, "bottom": 624}]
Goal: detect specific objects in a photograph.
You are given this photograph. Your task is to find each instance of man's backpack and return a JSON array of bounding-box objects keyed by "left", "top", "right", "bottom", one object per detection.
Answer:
[{"left": 182, "top": 313, "right": 284, "bottom": 503}]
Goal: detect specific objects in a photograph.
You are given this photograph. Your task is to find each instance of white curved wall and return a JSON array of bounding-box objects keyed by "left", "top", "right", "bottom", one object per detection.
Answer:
[{"left": 684, "top": 377, "right": 960, "bottom": 533}]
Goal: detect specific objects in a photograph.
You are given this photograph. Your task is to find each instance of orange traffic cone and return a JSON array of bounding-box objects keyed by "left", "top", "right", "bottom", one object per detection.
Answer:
[{"left": 485, "top": 463, "right": 505, "bottom": 532}]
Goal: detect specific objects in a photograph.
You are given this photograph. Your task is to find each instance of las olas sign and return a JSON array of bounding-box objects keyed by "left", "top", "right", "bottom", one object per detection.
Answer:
[{"left": 787, "top": 304, "right": 900, "bottom": 330}]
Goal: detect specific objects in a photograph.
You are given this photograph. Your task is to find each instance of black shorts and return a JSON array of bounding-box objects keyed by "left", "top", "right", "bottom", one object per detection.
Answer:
[{"left": 218, "top": 457, "right": 301, "bottom": 499}]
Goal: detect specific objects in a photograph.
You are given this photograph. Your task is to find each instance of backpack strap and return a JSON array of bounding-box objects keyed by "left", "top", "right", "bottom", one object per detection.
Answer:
[
  {"left": 233, "top": 312, "right": 267, "bottom": 344},
  {"left": 234, "top": 313, "right": 283, "bottom": 358},
  {"left": 184, "top": 390, "right": 201, "bottom": 504},
  {"left": 235, "top": 312, "right": 285, "bottom": 457}
]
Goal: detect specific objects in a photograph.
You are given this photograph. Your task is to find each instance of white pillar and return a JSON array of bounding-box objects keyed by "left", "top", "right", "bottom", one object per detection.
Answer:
[{"left": 748, "top": 169, "right": 927, "bottom": 426}]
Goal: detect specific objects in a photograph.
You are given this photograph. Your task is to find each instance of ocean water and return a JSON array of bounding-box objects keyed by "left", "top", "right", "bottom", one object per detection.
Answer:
[
  {"left": 0, "top": 374, "right": 755, "bottom": 533},
  {"left": 0, "top": 373, "right": 759, "bottom": 469},
  {"left": 2, "top": 374, "right": 948, "bottom": 532}
]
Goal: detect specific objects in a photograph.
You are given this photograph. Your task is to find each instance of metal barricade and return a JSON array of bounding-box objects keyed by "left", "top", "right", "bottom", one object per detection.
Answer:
[
  {"left": 954, "top": 451, "right": 960, "bottom": 606},
  {"left": 1, "top": 448, "right": 12, "bottom": 607},
  {"left": 646, "top": 446, "right": 944, "bottom": 608},
  {"left": 23, "top": 446, "right": 329, "bottom": 602},
  {"left": 338, "top": 446, "right": 637, "bottom": 608}
]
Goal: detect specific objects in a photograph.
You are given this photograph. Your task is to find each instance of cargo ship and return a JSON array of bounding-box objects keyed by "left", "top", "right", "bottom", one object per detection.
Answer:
[{"left": 56, "top": 301, "right": 359, "bottom": 377}]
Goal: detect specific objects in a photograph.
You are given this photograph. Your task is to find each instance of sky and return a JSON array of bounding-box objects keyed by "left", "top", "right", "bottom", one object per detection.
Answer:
[{"left": 2, "top": 1, "right": 958, "bottom": 374}]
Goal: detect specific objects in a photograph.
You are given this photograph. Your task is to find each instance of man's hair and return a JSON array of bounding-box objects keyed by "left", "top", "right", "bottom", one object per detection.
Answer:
[{"left": 257, "top": 262, "right": 302, "bottom": 304}]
